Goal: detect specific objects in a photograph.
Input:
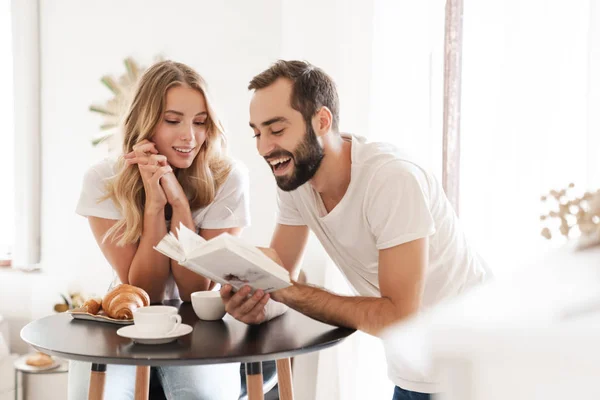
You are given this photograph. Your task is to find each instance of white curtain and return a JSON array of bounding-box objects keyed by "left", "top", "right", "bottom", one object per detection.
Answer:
[
  {"left": 10, "top": 0, "right": 41, "bottom": 266},
  {"left": 0, "top": 0, "right": 14, "bottom": 260},
  {"left": 459, "top": 0, "right": 600, "bottom": 277}
]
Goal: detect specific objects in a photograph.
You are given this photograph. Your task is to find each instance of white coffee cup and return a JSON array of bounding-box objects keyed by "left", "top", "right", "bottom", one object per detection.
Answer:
[
  {"left": 133, "top": 306, "right": 182, "bottom": 336},
  {"left": 191, "top": 291, "right": 226, "bottom": 321}
]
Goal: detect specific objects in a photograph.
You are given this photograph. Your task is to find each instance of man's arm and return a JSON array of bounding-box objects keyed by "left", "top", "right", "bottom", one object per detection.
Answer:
[
  {"left": 268, "top": 223, "right": 310, "bottom": 278},
  {"left": 220, "top": 224, "right": 309, "bottom": 324},
  {"left": 272, "top": 237, "right": 428, "bottom": 336}
]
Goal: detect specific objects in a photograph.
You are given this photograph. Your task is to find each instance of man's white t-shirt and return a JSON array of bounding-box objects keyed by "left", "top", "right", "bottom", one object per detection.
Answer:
[
  {"left": 276, "top": 134, "right": 491, "bottom": 393},
  {"left": 76, "top": 158, "right": 251, "bottom": 300}
]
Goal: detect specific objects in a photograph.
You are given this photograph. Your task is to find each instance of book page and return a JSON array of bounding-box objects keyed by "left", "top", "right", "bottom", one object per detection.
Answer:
[
  {"left": 153, "top": 234, "right": 185, "bottom": 262},
  {"left": 224, "top": 239, "right": 290, "bottom": 281},
  {"left": 181, "top": 259, "right": 225, "bottom": 286},
  {"left": 176, "top": 223, "right": 206, "bottom": 256},
  {"left": 189, "top": 234, "right": 290, "bottom": 281},
  {"left": 162, "top": 231, "right": 292, "bottom": 292},
  {"left": 186, "top": 249, "right": 291, "bottom": 292}
]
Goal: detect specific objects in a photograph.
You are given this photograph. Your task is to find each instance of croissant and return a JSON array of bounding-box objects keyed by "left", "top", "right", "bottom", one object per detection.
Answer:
[
  {"left": 81, "top": 297, "right": 102, "bottom": 315},
  {"left": 102, "top": 284, "right": 150, "bottom": 320}
]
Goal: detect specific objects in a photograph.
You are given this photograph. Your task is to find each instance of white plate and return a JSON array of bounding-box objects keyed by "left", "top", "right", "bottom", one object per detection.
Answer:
[
  {"left": 68, "top": 309, "right": 133, "bottom": 325},
  {"left": 14, "top": 354, "right": 61, "bottom": 372},
  {"left": 116, "top": 323, "right": 193, "bottom": 345}
]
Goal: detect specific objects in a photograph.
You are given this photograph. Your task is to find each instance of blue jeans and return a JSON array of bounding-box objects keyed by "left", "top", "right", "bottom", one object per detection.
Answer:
[
  {"left": 68, "top": 360, "right": 241, "bottom": 400},
  {"left": 392, "top": 386, "right": 432, "bottom": 400}
]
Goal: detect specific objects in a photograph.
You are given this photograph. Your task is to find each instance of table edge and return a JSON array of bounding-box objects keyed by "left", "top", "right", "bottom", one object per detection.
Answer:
[{"left": 28, "top": 333, "right": 353, "bottom": 366}]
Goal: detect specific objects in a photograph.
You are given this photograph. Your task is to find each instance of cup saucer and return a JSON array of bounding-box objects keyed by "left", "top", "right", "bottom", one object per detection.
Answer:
[{"left": 117, "top": 324, "right": 193, "bottom": 345}]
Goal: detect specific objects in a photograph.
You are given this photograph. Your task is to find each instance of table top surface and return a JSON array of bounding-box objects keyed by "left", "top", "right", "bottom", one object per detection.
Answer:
[{"left": 20, "top": 301, "right": 355, "bottom": 366}]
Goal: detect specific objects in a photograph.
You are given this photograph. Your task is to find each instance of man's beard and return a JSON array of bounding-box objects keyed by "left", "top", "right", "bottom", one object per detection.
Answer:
[{"left": 270, "top": 124, "right": 324, "bottom": 192}]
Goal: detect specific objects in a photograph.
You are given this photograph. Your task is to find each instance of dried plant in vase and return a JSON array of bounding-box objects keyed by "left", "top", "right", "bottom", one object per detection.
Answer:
[
  {"left": 53, "top": 292, "right": 87, "bottom": 313},
  {"left": 540, "top": 183, "right": 600, "bottom": 249},
  {"left": 89, "top": 56, "right": 162, "bottom": 152}
]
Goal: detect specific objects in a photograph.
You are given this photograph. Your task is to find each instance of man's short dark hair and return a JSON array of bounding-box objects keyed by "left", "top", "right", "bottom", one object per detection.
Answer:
[{"left": 248, "top": 60, "right": 340, "bottom": 132}]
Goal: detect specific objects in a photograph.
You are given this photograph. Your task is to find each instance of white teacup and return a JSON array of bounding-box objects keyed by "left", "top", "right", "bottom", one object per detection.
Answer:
[
  {"left": 191, "top": 291, "right": 226, "bottom": 321},
  {"left": 133, "top": 306, "right": 182, "bottom": 336}
]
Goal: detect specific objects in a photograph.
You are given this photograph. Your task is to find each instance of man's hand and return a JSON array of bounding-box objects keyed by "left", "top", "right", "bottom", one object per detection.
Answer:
[
  {"left": 220, "top": 285, "right": 270, "bottom": 324},
  {"left": 220, "top": 247, "right": 286, "bottom": 324}
]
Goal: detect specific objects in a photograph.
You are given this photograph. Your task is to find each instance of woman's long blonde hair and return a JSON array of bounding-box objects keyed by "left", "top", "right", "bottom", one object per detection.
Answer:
[{"left": 104, "top": 60, "right": 232, "bottom": 246}]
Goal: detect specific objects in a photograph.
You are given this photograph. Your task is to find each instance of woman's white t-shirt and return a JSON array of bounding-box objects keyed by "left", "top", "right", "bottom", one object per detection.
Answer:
[{"left": 76, "top": 158, "right": 251, "bottom": 300}]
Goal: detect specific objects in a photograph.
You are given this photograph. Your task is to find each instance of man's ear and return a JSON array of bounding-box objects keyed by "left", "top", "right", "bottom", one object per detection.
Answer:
[{"left": 312, "top": 106, "right": 333, "bottom": 137}]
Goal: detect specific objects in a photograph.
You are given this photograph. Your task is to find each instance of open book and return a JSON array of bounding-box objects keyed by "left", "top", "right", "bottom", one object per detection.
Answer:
[{"left": 153, "top": 223, "right": 291, "bottom": 293}]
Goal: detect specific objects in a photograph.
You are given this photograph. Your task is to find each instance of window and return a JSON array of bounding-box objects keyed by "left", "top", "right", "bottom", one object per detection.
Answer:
[
  {"left": 459, "top": 0, "right": 598, "bottom": 275},
  {"left": 0, "top": 0, "right": 14, "bottom": 262}
]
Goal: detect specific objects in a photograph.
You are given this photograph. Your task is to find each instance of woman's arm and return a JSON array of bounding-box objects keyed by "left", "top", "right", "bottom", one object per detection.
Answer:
[
  {"left": 87, "top": 140, "right": 175, "bottom": 302},
  {"left": 169, "top": 200, "right": 242, "bottom": 301},
  {"left": 168, "top": 202, "right": 211, "bottom": 301},
  {"left": 88, "top": 211, "right": 171, "bottom": 303},
  {"left": 127, "top": 206, "right": 171, "bottom": 300}
]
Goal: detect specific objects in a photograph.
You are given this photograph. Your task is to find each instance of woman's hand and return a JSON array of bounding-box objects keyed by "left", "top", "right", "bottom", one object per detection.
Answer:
[
  {"left": 124, "top": 140, "right": 172, "bottom": 213},
  {"left": 159, "top": 172, "right": 189, "bottom": 210}
]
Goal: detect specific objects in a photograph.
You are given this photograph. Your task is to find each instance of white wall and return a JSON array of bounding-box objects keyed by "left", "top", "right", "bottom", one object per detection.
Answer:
[{"left": 369, "top": 0, "right": 445, "bottom": 177}]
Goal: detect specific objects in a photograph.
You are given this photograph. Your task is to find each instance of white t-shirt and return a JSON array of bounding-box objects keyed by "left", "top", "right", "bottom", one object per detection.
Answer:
[
  {"left": 276, "top": 134, "right": 491, "bottom": 393},
  {"left": 76, "top": 157, "right": 251, "bottom": 300}
]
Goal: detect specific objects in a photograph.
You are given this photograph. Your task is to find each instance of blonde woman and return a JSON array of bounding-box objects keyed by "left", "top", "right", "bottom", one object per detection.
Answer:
[{"left": 70, "top": 61, "right": 246, "bottom": 399}]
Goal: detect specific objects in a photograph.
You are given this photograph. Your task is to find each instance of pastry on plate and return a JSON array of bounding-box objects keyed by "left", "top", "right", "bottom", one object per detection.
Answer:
[
  {"left": 25, "top": 352, "right": 53, "bottom": 368},
  {"left": 102, "top": 284, "right": 150, "bottom": 320},
  {"left": 81, "top": 297, "right": 102, "bottom": 315}
]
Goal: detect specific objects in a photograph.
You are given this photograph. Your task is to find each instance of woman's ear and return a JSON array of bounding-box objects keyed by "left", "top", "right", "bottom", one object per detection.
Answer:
[{"left": 312, "top": 106, "right": 333, "bottom": 137}]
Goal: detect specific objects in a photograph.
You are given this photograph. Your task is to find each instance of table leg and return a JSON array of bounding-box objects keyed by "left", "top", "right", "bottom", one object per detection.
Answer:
[
  {"left": 88, "top": 363, "right": 106, "bottom": 400},
  {"left": 276, "top": 358, "right": 294, "bottom": 400},
  {"left": 245, "top": 362, "right": 264, "bottom": 400},
  {"left": 134, "top": 366, "right": 150, "bottom": 400}
]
